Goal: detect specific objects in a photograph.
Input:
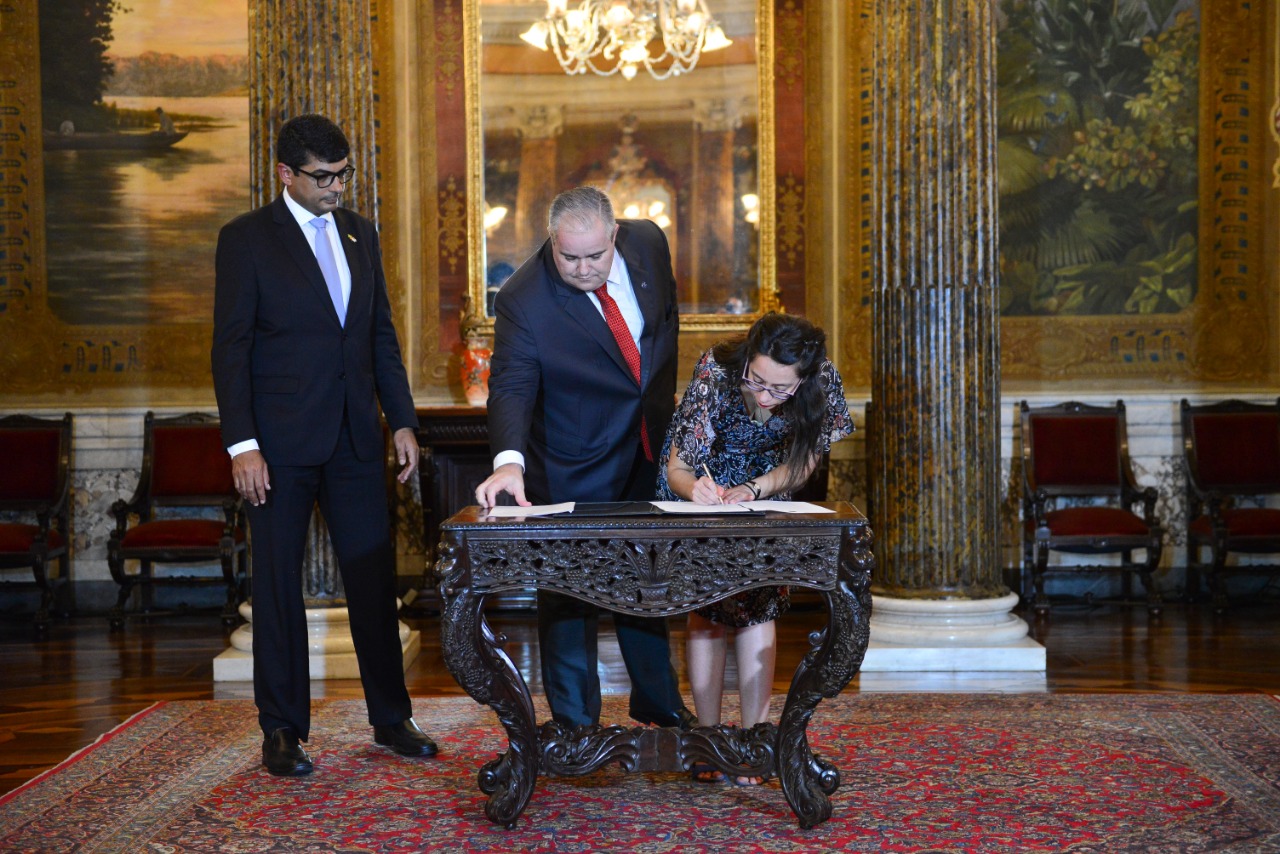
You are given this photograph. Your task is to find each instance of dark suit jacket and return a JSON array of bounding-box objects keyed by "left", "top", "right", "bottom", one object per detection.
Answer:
[
  {"left": 211, "top": 195, "right": 417, "bottom": 465},
  {"left": 487, "top": 219, "right": 680, "bottom": 504}
]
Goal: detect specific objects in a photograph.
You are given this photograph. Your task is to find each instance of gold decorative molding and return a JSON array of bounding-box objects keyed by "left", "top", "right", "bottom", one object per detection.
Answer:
[
  {"left": 1272, "top": 1, "right": 1280, "bottom": 189},
  {"left": 438, "top": 176, "right": 467, "bottom": 278},
  {"left": 414, "top": 0, "right": 469, "bottom": 391},
  {"left": 776, "top": 175, "right": 805, "bottom": 272}
]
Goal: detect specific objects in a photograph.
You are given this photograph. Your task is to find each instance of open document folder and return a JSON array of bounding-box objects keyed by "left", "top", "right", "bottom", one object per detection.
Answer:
[{"left": 481, "top": 500, "right": 833, "bottom": 518}]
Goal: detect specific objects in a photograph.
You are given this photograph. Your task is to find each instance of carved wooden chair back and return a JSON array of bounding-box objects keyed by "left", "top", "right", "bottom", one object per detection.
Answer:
[
  {"left": 0, "top": 413, "right": 72, "bottom": 632},
  {"left": 1180, "top": 397, "right": 1280, "bottom": 612},
  {"left": 106, "top": 411, "right": 246, "bottom": 629},
  {"left": 1018, "top": 400, "right": 1163, "bottom": 616}
]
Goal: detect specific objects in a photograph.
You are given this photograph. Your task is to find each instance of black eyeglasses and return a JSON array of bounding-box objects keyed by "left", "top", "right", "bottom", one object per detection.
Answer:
[
  {"left": 294, "top": 165, "right": 356, "bottom": 188},
  {"left": 740, "top": 365, "right": 802, "bottom": 401}
]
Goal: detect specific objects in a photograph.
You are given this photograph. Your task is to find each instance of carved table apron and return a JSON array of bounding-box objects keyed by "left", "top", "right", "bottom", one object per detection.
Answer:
[{"left": 435, "top": 502, "right": 874, "bottom": 829}]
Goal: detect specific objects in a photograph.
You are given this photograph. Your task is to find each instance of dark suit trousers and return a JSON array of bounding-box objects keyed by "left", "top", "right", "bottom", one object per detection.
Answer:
[
  {"left": 246, "top": 418, "right": 412, "bottom": 740},
  {"left": 537, "top": 447, "right": 684, "bottom": 728}
]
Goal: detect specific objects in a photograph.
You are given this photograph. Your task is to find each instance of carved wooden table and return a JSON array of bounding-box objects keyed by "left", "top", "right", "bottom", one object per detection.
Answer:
[{"left": 435, "top": 502, "right": 874, "bottom": 829}]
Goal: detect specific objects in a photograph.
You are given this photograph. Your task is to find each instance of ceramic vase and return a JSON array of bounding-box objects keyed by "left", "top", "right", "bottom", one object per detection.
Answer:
[{"left": 462, "top": 336, "right": 491, "bottom": 406}]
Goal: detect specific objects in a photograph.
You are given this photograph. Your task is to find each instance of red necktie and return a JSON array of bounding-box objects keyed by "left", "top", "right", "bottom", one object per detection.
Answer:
[{"left": 595, "top": 283, "right": 652, "bottom": 461}]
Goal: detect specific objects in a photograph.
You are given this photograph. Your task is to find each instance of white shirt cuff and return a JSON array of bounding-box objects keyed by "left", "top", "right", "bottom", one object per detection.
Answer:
[
  {"left": 493, "top": 450, "right": 525, "bottom": 472},
  {"left": 227, "top": 439, "right": 260, "bottom": 458}
]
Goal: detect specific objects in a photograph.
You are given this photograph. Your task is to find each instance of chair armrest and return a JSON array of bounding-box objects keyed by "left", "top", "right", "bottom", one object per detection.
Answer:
[
  {"left": 1201, "top": 490, "right": 1233, "bottom": 518},
  {"left": 1136, "top": 486, "right": 1159, "bottom": 524},
  {"left": 109, "top": 496, "right": 137, "bottom": 536},
  {"left": 221, "top": 496, "right": 245, "bottom": 532},
  {"left": 1027, "top": 488, "right": 1051, "bottom": 524}
]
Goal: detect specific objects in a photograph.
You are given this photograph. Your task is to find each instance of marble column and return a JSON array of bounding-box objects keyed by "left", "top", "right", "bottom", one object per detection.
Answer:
[
  {"left": 863, "top": 0, "right": 1042, "bottom": 673},
  {"left": 214, "top": 0, "right": 419, "bottom": 681},
  {"left": 247, "top": 0, "right": 380, "bottom": 216}
]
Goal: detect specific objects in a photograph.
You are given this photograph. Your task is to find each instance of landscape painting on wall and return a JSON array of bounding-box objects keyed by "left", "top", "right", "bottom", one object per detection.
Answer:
[
  {"left": 39, "top": 0, "right": 248, "bottom": 328},
  {"left": 996, "top": 0, "right": 1199, "bottom": 318}
]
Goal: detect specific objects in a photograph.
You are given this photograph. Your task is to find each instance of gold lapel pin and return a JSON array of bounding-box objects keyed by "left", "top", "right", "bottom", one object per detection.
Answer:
[{"left": 346, "top": 234, "right": 357, "bottom": 243}]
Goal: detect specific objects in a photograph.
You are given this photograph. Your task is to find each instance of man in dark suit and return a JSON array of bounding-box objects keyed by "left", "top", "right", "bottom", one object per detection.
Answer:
[
  {"left": 475, "top": 186, "right": 693, "bottom": 730},
  {"left": 212, "top": 114, "right": 437, "bottom": 777}
]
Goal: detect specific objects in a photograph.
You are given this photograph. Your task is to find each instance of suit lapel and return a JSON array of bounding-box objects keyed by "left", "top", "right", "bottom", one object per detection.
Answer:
[
  {"left": 543, "top": 244, "right": 636, "bottom": 384},
  {"left": 333, "top": 209, "right": 364, "bottom": 325}
]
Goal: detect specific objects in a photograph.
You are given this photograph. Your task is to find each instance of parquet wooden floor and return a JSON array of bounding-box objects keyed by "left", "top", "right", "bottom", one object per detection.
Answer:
[{"left": 1, "top": 600, "right": 1277, "bottom": 795}]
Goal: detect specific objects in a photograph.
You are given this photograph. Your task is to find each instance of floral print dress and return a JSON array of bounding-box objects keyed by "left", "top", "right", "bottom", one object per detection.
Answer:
[{"left": 657, "top": 349, "right": 854, "bottom": 627}]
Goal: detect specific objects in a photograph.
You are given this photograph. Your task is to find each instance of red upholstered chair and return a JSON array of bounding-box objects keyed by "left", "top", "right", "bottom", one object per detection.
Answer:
[
  {"left": 107, "top": 412, "right": 246, "bottom": 629},
  {"left": 0, "top": 413, "right": 72, "bottom": 632},
  {"left": 1019, "top": 400, "right": 1164, "bottom": 617},
  {"left": 1180, "top": 398, "right": 1280, "bottom": 614}
]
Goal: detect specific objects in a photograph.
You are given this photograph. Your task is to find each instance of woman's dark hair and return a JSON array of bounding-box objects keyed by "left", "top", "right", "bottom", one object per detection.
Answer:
[
  {"left": 712, "top": 312, "right": 830, "bottom": 494},
  {"left": 276, "top": 114, "right": 351, "bottom": 171}
]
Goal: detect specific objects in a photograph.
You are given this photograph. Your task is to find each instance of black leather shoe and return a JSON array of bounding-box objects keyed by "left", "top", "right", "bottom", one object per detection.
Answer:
[
  {"left": 373, "top": 718, "right": 439, "bottom": 757},
  {"left": 262, "top": 727, "right": 313, "bottom": 777},
  {"left": 631, "top": 705, "right": 698, "bottom": 730}
]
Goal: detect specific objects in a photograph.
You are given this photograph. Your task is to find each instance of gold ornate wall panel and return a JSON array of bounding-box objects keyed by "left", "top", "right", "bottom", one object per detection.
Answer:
[
  {"left": 834, "top": 1, "right": 1279, "bottom": 392},
  {"left": 998, "top": 0, "right": 1276, "bottom": 386},
  {"left": 0, "top": 3, "right": 47, "bottom": 379},
  {"left": 412, "top": 0, "right": 469, "bottom": 395},
  {"left": 838, "top": 2, "right": 874, "bottom": 389}
]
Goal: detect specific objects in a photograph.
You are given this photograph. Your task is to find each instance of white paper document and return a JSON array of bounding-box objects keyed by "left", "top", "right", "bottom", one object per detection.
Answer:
[{"left": 482, "top": 502, "right": 575, "bottom": 518}]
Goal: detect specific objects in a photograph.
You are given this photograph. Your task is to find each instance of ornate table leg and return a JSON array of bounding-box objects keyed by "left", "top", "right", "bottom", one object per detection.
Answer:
[
  {"left": 775, "top": 526, "right": 874, "bottom": 828},
  {"left": 437, "top": 531, "right": 540, "bottom": 828}
]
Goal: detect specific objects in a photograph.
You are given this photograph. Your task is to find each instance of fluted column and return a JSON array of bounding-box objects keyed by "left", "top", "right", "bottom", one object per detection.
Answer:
[
  {"left": 248, "top": 0, "right": 379, "bottom": 219},
  {"left": 864, "top": 0, "right": 1041, "bottom": 672}
]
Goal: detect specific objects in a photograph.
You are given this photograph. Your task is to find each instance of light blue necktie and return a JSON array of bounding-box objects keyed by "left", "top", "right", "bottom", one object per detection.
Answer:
[{"left": 310, "top": 217, "right": 346, "bottom": 326}]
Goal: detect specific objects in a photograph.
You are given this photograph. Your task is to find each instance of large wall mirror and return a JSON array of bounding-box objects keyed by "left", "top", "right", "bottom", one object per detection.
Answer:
[{"left": 463, "top": 0, "right": 779, "bottom": 335}]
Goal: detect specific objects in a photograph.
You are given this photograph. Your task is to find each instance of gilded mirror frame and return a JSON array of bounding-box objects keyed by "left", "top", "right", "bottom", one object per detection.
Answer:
[{"left": 460, "top": 0, "right": 780, "bottom": 337}]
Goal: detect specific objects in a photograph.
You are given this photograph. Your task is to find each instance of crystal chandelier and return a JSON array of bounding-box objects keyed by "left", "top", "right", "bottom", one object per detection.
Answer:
[
  {"left": 603, "top": 116, "right": 673, "bottom": 230},
  {"left": 520, "top": 0, "right": 732, "bottom": 81}
]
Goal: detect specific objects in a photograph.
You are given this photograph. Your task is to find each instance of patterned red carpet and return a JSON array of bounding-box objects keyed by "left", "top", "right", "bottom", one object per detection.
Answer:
[{"left": 2, "top": 693, "right": 1279, "bottom": 853}]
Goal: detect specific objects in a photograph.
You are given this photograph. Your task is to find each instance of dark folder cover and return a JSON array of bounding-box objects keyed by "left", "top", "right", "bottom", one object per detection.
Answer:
[
  {"left": 565, "top": 502, "right": 661, "bottom": 516},
  {"left": 564, "top": 502, "right": 765, "bottom": 517}
]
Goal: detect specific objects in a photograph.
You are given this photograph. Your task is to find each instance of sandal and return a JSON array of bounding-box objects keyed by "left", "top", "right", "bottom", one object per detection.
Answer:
[
  {"left": 689, "top": 762, "right": 725, "bottom": 784},
  {"left": 730, "top": 774, "right": 769, "bottom": 787}
]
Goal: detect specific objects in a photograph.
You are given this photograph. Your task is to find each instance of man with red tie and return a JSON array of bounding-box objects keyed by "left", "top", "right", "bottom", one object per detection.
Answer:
[{"left": 476, "top": 186, "right": 694, "bottom": 730}]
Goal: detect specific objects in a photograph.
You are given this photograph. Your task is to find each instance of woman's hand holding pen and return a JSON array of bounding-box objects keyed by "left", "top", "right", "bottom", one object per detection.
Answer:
[{"left": 692, "top": 463, "right": 726, "bottom": 505}]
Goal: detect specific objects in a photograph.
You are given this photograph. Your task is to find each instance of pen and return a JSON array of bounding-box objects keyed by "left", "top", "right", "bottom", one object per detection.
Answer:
[{"left": 701, "top": 464, "right": 723, "bottom": 504}]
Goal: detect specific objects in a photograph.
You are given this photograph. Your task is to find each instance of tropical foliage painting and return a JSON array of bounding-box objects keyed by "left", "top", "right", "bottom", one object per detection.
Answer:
[{"left": 997, "top": 0, "right": 1199, "bottom": 317}]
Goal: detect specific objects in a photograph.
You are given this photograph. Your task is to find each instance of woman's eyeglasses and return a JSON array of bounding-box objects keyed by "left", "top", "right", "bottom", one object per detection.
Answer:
[{"left": 740, "top": 365, "right": 802, "bottom": 401}]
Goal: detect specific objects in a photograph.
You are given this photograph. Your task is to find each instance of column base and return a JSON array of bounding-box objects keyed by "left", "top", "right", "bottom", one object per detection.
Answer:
[
  {"left": 213, "top": 601, "right": 420, "bottom": 682},
  {"left": 860, "top": 592, "right": 1045, "bottom": 672}
]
